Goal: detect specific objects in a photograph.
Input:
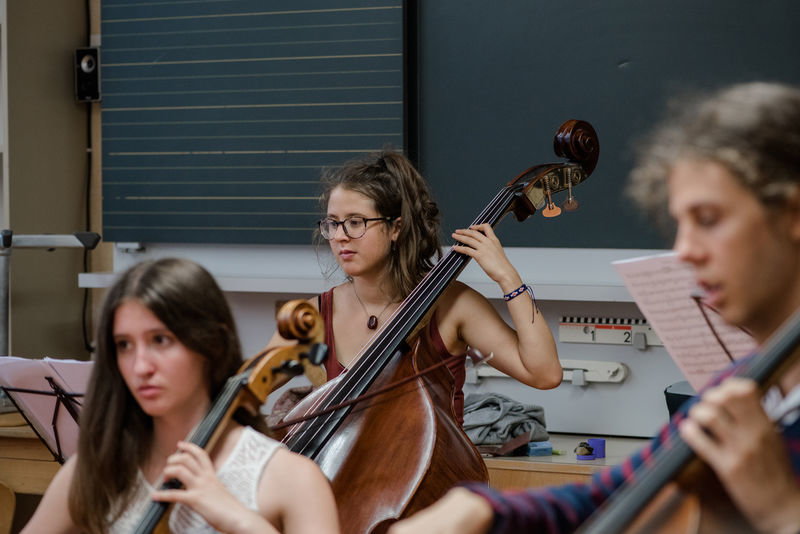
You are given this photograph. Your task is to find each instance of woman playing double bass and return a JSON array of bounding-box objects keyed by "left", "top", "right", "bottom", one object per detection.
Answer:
[
  {"left": 389, "top": 82, "right": 800, "bottom": 534},
  {"left": 23, "top": 258, "right": 339, "bottom": 534},
  {"left": 267, "top": 150, "right": 561, "bottom": 422}
]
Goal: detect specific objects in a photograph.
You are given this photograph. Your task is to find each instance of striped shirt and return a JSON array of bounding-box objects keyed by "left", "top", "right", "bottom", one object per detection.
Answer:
[{"left": 466, "top": 355, "right": 800, "bottom": 533}]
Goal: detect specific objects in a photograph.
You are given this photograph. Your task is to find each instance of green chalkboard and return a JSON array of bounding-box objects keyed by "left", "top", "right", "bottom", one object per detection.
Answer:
[
  {"left": 416, "top": 0, "right": 800, "bottom": 249},
  {"left": 101, "top": 0, "right": 405, "bottom": 244},
  {"left": 101, "top": 1, "right": 800, "bottom": 248}
]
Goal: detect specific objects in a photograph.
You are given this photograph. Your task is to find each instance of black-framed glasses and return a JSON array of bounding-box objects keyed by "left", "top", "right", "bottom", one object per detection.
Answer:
[{"left": 318, "top": 216, "right": 395, "bottom": 240}]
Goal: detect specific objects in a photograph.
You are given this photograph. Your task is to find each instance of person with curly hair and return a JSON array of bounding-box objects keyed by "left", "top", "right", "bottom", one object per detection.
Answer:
[
  {"left": 23, "top": 258, "right": 340, "bottom": 534},
  {"left": 388, "top": 82, "right": 800, "bottom": 534}
]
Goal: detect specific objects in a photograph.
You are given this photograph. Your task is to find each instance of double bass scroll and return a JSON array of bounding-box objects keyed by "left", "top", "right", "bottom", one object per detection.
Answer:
[{"left": 509, "top": 120, "right": 598, "bottom": 221}]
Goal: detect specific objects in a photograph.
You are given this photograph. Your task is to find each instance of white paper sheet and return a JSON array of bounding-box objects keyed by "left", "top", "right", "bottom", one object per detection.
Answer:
[{"left": 613, "top": 253, "right": 756, "bottom": 390}]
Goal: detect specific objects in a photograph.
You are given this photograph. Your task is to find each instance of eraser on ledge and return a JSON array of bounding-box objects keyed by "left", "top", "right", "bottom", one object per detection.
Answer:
[{"left": 527, "top": 440, "right": 553, "bottom": 456}]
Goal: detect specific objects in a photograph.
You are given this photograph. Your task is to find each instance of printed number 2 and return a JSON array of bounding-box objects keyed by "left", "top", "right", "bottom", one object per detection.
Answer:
[{"left": 623, "top": 331, "right": 631, "bottom": 343}]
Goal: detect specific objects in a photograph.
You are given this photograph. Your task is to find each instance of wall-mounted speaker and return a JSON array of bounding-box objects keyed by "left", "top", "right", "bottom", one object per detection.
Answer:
[{"left": 74, "top": 48, "right": 101, "bottom": 102}]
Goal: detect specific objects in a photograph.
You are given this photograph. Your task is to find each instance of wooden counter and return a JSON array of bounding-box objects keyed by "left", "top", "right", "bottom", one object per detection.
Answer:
[
  {"left": 0, "top": 420, "right": 60, "bottom": 533},
  {"left": 484, "top": 434, "right": 648, "bottom": 490},
  {"left": 0, "top": 424, "right": 650, "bottom": 531}
]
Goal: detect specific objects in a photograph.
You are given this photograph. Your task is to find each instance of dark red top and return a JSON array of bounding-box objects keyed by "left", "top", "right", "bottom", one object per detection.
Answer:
[{"left": 318, "top": 288, "right": 467, "bottom": 423}]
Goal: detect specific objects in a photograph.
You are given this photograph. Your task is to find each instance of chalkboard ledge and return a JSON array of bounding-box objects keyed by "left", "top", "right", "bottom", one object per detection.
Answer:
[
  {"left": 79, "top": 271, "right": 634, "bottom": 302},
  {"left": 78, "top": 245, "right": 667, "bottom": 302}
]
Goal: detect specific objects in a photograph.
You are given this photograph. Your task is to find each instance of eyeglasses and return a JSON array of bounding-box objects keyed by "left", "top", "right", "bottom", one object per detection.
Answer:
[{"left": 318, "top": 216, "right": 394, "bottom": 240}]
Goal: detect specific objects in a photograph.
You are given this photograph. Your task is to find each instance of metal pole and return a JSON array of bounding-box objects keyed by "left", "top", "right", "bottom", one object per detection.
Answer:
[
  {"left": 0, "top": 249, "right": 9, "bottom": 356},
  {"left": 0, "top": 229, "right": 12, "bottom": 356},
  {"left": 0, "top": 231, "right": 11, "bottom": 408},
  {"left": 0, "top": 230, "right": 100, "bottom": 358},
  {"left": 0, "top": 252, "right": 11, "bottom": 356}
]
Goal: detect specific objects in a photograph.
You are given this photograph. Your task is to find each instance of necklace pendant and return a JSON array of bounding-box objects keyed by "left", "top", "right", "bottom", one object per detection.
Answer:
[{"left": 367, "top": 315, "right": 378, "bottom": 330}]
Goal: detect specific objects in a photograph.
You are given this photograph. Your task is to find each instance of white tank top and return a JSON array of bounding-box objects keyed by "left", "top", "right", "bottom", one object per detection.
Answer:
[{"left": 110, "top": 426, "right": 284, "bottom": 533}]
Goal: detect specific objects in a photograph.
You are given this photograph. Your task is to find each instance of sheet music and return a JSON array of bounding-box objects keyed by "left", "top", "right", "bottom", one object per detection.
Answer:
[
  {"left": 613, "top": 252, "right": 757, "bottom": 391},
  {"left": 0, "top": 356, "right": 93, "bottom": 460},
  {"left": 44, "top": 357, "right": 93, "bottom": 394}
]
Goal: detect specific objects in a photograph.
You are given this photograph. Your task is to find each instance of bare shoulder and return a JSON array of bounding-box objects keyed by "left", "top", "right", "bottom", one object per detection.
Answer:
[
  {"left": 47, "top": 454, "right": 78, "bottom": 488},
  {"left": 258, "top": 448, "right": 339, "bottom": 532},
  {"left": 439, "top": 280, "right": 482, "bottom": 306},
  {"left": 266, "top": 448, "right": 327, "bottom": 485},
  {"left": 21, "top": 455, "right": 80, "bottom": 533},
  {"left": 259, "top": 448, "right": 332, "bottom": 503}
]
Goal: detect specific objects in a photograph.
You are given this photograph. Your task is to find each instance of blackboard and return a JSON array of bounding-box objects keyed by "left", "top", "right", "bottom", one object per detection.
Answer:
[
  {"left": 416, "top": 0, "right": 800, "bottom": 249},
  {"left": 101, "top": 0, "right": 800, "bottom": 248},
  {"left": 101, "top": 0, "right": 405, "bottom": 244}
]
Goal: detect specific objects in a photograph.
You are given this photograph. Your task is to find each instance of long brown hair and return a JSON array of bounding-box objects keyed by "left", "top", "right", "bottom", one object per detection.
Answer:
[
  {"left": 68, "top": 258, "right": 247, "bottom": 533},
  {"left": 318, "top": 150, "right": 442, "bottom": 298}
]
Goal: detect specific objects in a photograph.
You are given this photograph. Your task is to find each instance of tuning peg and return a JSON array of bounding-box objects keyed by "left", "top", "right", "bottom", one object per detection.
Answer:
[
  {"left": 562, "top": 178, "right": 579, "bottom": 211},
  {"left": 542, "top": 184, "right": 561, "bottom": 218},
  {"left": 562, "top": 198, "right": 579, "bottom": 211},
  {"left": 542, "top": 204, "right": 562, "bottom": 217},
  {"left": 279, "top": 359, "right": 305, "bottom": 377},
  {"left": 303, "top": 343, "right": 329, "bottom": 366}
]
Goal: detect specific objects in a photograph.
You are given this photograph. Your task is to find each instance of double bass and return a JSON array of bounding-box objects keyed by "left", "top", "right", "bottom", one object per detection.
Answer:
[{"left": 281, "top": 120, "right": 600, "bottom": 533}]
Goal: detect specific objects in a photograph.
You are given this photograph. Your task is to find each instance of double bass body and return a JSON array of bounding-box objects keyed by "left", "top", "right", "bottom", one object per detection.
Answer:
[{"left": 288, "top": 334, "right": 488, "bottom": 534}]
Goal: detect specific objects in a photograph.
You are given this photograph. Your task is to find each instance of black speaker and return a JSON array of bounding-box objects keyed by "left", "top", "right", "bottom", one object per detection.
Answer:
[{"left": 74, "top": 48, "right": 101, "bottom": 102}]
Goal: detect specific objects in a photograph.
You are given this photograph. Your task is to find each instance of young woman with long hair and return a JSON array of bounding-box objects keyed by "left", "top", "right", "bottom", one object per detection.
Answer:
[{"left": 23, "top": 258, "right": 339, "bottom": 534}]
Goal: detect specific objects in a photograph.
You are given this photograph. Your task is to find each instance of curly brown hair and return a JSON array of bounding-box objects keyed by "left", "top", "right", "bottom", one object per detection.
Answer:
[
  {"left": 318, "top": 150, "right": 442, "bottom": 298},
  {"left": 629, "top": 82, "right": 800, "bottom": 227}
]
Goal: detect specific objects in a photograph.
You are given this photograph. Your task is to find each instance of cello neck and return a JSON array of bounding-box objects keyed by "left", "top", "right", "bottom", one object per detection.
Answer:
[
  {"left": 131, "top": 299, "right": 326, "bottom": 534},
  {"left": 131, "top": 374, "right": 247, "bottom": 534}
]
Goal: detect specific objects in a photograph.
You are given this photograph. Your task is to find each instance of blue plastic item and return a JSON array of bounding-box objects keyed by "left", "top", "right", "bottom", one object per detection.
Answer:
[{"left": 527, "top": 440, "right": 553, "bottom": 456}]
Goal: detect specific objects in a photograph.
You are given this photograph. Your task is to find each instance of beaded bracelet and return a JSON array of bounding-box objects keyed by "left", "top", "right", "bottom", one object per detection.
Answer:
[
  {"left": 503, "top": 283, "right": 534, "bottom": 301},
  {"left": 503, "top": 283, "right": 537, "bottom": 322}
]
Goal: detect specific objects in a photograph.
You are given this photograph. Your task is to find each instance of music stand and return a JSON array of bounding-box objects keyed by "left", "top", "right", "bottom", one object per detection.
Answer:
[
  {"left": 1, "top": 380, "right": 83, "bottom": 464},
  {"left": 0, "top": 357, "right": 92, "bottom": 464}
]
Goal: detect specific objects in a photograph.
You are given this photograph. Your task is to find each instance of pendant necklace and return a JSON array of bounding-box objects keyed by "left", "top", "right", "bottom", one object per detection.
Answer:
[{"left": 351, "top": 281, "right": 394, "bottom": 330}]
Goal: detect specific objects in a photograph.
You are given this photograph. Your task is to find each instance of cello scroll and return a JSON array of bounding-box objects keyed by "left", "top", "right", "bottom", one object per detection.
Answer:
[{"left": 241, "top": 299, "right": 328, "bottom": 406}]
